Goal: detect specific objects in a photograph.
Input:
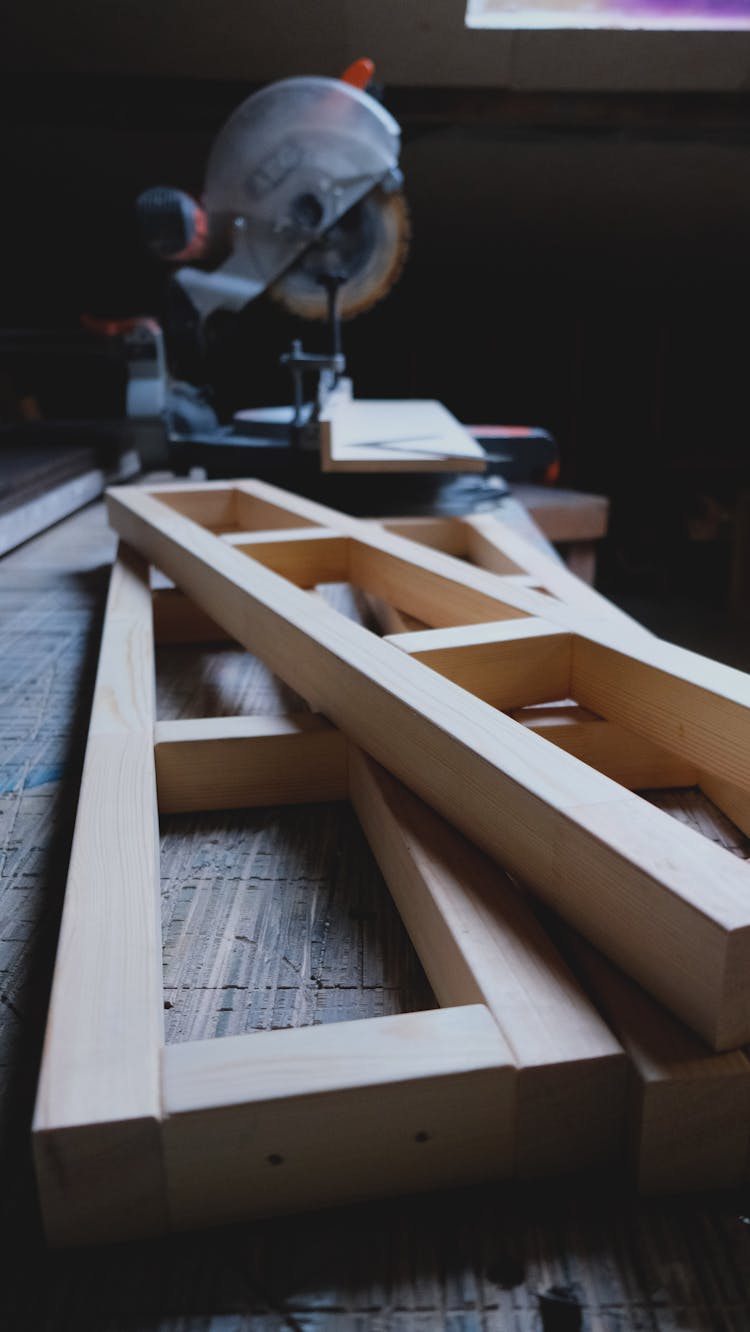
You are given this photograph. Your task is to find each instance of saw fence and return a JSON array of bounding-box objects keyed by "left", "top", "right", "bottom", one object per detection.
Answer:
[{"left": 32, "top": 479, "right": 750, "bottom": 1245}]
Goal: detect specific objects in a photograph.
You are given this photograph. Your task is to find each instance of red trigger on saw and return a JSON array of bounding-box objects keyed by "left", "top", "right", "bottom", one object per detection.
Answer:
[{"left": 340, "top": 58, "right": 375, "bottom": 90}]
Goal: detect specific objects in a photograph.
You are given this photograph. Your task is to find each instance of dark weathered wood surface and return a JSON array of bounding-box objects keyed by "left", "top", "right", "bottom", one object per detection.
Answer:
[{"left": 1, "top": 495, "right": 750, "bottom": 1330}]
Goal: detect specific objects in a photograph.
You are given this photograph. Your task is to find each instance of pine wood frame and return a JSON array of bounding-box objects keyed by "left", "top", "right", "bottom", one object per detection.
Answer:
[
  {"left": 32, "top": 546, "right": 526, "bottom": 1245},
  {"left": 106, "top": 479, "right": 750, "bottom": 1051},
  {"left": 34, "top": 481, "right": 750, "bottom": 1242},
  {"left": 36, "top": 539, "right": 640, "bottom": 1245}
]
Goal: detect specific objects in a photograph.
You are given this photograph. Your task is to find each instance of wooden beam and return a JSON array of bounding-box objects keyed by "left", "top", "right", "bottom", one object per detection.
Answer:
[
  {"left": 349, "top": 750, "right": 625, "bottom": 1178},
  {"left": 388, "top": 618, "right": 573, "bottom": 710},
  {"left": 155, "top": 713, "right": 348, "bottom": 813},
  {"left": 32, "top": 544, "right": 167, "bottom": 1245},
  {"left": 571, "top": 635, "right": 750, "bottom": 790},
  {"left": 699, "top": 773, "right": 750, "bottom": 838},
  {"left": 561, "top": 927, "right": 750, "bottom": 1193},
  {"left": 349, "top": 537, "right": 529, "bottom": 628},
  {"left": 511, "top": 703, "right": 699, "bottom": 790},
  {"left": 222, "top": 528, "right": 351, "bottom": 587},
  {"left": 107, "top": 483, "right": 750, "bottom": 1049},
  {"left": 161, "top": 1006, "right": 515, "bottom": 1230},
  {"left": 377, "top": 515, "right": 470, "bottom": 558},
  {"left": 156, "top": 485, "right": 240, "bottom": 531}
]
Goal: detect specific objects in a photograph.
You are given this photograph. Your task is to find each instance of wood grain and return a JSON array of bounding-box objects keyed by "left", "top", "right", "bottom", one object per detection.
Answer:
[
  {"left": 561, "top": 926, "right": 750, "bottom": 1192},
  {"left": 350, "top": 750, "right": 625, "bottom": 1178},
  {"left": 107, "top": 483, "right": 750, "bottom": 1049},
  {"left": 155, "top": 712, "right": 348, "bottom": 812},
  {"left": 32, "top": 544, "right": 166, "bottom": 1245},
  {"left": 162, "top": 1006, "right": 515, "bottom": 1229}
]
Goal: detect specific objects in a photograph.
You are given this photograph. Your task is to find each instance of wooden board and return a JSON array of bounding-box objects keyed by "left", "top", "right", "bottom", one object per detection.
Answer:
[
  {"left": 319, "top": 387, "right": 487, "bottom": 474},
  {"left": 107, "top": 479, "right": 750, "bottom": 1051},
  {"left": 162, "top": 1006, "right": 514, "bottom": 1231},
  {"left": 32, "top": 545, "right": 166, "bottom": 1246},
  {"left": 559, "top": 925, "right": 750, "bottom": 1193}
]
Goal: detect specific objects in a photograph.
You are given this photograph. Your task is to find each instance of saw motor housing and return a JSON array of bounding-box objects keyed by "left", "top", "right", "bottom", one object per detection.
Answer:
[{"left": 140, "top": 75, "right": 408, "bottom": 326}]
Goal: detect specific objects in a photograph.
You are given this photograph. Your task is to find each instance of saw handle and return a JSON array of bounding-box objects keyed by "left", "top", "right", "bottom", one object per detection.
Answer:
[{"left": 340, "top": 58, "right": 375, "bottom": 90}]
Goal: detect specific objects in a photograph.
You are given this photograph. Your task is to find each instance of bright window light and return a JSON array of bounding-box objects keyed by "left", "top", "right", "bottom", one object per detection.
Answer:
[{"left": 467, "top": 0, "right": 750, "bottom": 29}]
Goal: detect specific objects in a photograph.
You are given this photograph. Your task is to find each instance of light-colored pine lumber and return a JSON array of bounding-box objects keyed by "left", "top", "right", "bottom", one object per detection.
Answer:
[
  {"left": 459, "top": 514, "right": 750, "bottom": 809},
  {"left": 510, "top": 702, "right": 700, "bottom": 789},
  {"left": 360, "top": 589, "right": 427, "bottom": 635},
  {"left": 32, "top": 544, "right": 166, "bottom": 1245},
  {"left": 377, "top": 510, "right": 620, "bottom": 617},
  {"left": 386, "top": 618, "right": 572, "bottom": 709},
  {"left": 319, "top": 391, "right": 486, "bottom": 474},
  {"left": 157, "top": 484, "right": 240, "bottom": 530},
  {"left": 155, "top": 713, "right": 348, "bottom": 813},
  {"left": 571, "top": 634, "right": 750, "bottom": 789},
  {"left": 361, "top": 506, "right": 750, "bottom": 1190},
  {"left": 561, "top": 927, "right": 750, "bottom": 1193},
  {"left": 161, "top": 1006, "right": 515, "bottom": 1230},
  {"left": 154, "top": 480, "right": 317, "bottom": 534},
  {"left": 377, "top": 515, "right": 471, "bottom": 558},
  {"left": 350, "top": 538, "right": 530, "bottom": 628},
  {"left": 222, "top": 528, "right": 351, "bottom": 587},
  {"left": 699, "top": 772, "right": 750, "bottom": 837},
  {"left": 349, "top": 749, "right": 626, "bottom": 1177},
  {"left": 106, "top": 482, "right": 750, "bottom": 1049}
]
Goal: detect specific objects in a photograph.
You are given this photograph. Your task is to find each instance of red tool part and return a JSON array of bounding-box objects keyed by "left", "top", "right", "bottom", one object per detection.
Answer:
[{"left": 340, "top": 57, "right": 375, "bottom": 90}]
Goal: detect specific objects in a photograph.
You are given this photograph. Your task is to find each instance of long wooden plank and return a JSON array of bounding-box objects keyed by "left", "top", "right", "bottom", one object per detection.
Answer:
[
  {"left": 32, "top": 544, "right": 166, "bottom": 1245},
  {"left": 107, "top": 485, "right": 750, "bottom": 1049},
  {"left": 155, "top": 713, "right": 348, "bottom": 812},
  {"left": 162, "top": 1006, "right": 515, "bottom": 1230},
  {"left": 349, "top": 750, "right": 626, "bottom": 1178},
  {"left": 560, "top": 927, "right": 750, "bottom": 1192}
]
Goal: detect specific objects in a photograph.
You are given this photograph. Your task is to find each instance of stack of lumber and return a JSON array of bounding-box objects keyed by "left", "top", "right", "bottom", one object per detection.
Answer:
[{"left": 32, "top": 477, "right": 750, "bottom": 1246}]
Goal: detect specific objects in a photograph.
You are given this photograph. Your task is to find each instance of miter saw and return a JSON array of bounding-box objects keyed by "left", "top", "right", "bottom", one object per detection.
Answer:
[{"left": 132, "top": 60, "right": 556, "bottom": 512}]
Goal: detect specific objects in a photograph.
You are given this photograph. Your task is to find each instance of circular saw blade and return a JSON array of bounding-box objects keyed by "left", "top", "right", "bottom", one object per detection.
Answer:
[{"left": 269, "top": 188, "right": 410, "bottom": 321}]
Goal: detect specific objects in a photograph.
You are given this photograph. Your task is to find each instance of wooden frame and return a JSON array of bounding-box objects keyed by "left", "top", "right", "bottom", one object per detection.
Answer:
[
  {"left": 35, "top": 543, "right": 637, "bottom": 1244},
  {"left": 35, "top": 480, "right": 750, "bottom": 1241},
  {"left": 107, "top": 480, "right": 750, "bottom": 1052},
  {"left": 372, "top": 509, "right": 750, "bottom": 1193}
]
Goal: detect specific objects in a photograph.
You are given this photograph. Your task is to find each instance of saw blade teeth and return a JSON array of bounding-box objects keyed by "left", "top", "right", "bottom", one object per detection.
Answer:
[{"left": 269, "top": 189, "right": 411, "bottom": 322}]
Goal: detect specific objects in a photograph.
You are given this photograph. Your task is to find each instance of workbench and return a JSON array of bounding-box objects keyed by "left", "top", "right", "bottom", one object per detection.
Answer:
[{"left": 1, "top": 488, "right": 749, "bottom": 1330}]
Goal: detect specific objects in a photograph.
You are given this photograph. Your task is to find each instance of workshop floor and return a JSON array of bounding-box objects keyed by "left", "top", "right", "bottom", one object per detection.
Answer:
[{"left": 1, "top": 502, "right": 749, "bottom": 1331}]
